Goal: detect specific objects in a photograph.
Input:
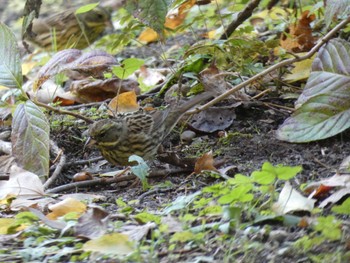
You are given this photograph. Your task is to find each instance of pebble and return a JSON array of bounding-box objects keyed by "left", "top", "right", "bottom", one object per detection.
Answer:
[{"left": 180, "top": 130, "right": 196, "bottom": 144}]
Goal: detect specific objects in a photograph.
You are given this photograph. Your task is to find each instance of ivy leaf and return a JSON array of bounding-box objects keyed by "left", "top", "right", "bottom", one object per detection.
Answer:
[
  {"left": 0, "top": 22, "right": 22, "bottom": 89},
  {"left": 11, "top": 101, "right": 50, "bottom": 180},
  {"left": 277, "top": 39, "right": 350, "bottom": 142}
]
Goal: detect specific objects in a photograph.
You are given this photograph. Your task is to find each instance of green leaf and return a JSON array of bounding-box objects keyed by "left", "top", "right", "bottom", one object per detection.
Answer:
[
  {"left": 0, "top": 22, "right": 22, "bottom": 89},
  {"left": 75, "top": 3, "right": 100, "bottom": 14},
  {"left": 251, "top": 162, "right": 277, "bottom": 185},
  {"left": 134, "top": 212, "right": 161, "bottom": 224},
  {"left": 126, "top": 0, "right": 171, "bottom": 34},
  {"left": 314, "top": 216, "right": 342, "bottom": 241},
  {"left": 218, "top": 185, "right": 253, "bottom": 204},
  {"left": 275, "top": 165, "right": 302, "bottom": 180},
  {"left": 277, "top": 39, "right": 350, "bottom": 142},
  {"left": 331, "top": 197, "right": 350, "bottom": 215},
  {"left": 11, "top": 101, "right": 50, "bottom": 179},
  {"left": 112, "top": 58, "right": 144, "bottom": 79}
]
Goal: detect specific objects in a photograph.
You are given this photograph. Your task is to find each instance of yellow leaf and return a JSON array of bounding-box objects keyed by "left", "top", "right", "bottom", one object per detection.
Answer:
[
  {"left": 108, "top": 90, "right": 139, "bottom": 115},
  {"left": 284, "top": 55, "right": 314, "bottom": 82},
  {"left": 0, "top": 218, "right": 16, "bottom": 234},
  {"left": 83, "top": 233, "right": 135, "bottom": 255},
  {"left": 47, "top": 198, "right": 86, "bottom": 220},
  {"left": 138, "top": 28, "right": 159, "bottom": 43}
]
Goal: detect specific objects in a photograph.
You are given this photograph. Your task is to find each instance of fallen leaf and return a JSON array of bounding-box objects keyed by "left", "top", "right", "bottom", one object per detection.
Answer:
[
  {"left": 280, "top": 10, "right": 316, "bottom": 52},
  {"left": 83, "top": 233, "right": 135, "bottom": 255},
  {"left": 0, "top": 162, "right": 45, "bottom": 200},
  {"left": 189, "top": 106, "right": 236, "bottom": 133},
  {"left": 138, "top": 0, "right": 196, "bottom": 43},
  {"left": 120, "top": 222, "right": 156, "bottom": 241},
  {"left": 283, "top": 55, "right": 314, "bottom": 82},
  {"left": 47, "top": 198, "right": 86, "bottom": 220},
  {"left": 70, "top": 78, "right": 140, "bottom": 103},
  {"left": 75, "top": 206, "right": 110, "bottom": 240},
  {"left": 108, "top": 90, "right": 140, "bottom": 115},
  {"left": 272, "top": 182, "right": 315, "bottom": 214},
  {"left": 194, "top": 151, "right": 217, "bottom": 174}
]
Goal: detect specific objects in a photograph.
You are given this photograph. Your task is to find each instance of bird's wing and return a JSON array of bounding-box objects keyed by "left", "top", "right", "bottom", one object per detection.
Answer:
[{"left": 124, "top": 111, "right": 155, "bottom": 135}]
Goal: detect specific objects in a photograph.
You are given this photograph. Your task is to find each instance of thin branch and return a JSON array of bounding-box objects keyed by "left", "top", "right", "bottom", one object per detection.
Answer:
[
  {"left": 44, "top": 140, "right": 66, "bottom": 190},
  {"left": 220, "top": 0, "right": 262, "bottom": 39},
  {"left": 188, "top": 17, "right": 350, "bottom": 115},
  {"left": 33, "top": 99, "right": 94, "bottom": 124},
  {"left": 46, "top": 167, "right": 191, "bottom": 194}
]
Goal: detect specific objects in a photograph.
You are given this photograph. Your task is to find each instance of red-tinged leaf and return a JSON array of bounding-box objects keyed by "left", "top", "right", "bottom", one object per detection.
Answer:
[
  {"left": 313, "top": 184, "right": 333, "bottom": 197},
  {"left": 324, "top": 0, "right": 350, "bottom": 27},
  {"left": 277, "top": 39, "right": 350, "bottom": 142},
  {"left": 11, "top": 100, "right": 50, "bottom": 180},
  {"left": 69, "top": 50, "right": 117, "bottom": 77},
  {"left": 33, "top": 49, "right": 81, "bottom": 90}
]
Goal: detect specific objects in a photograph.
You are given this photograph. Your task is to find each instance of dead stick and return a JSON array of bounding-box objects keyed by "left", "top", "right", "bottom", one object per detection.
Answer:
[
  {"left": 220, "top": 0, "right": 262, "bottom": 39},
  {"left": 188, "top": 16, "right": 350, "bottom": 115}
]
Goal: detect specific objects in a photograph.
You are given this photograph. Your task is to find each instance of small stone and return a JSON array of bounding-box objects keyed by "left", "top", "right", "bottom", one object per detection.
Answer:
[{"left": 180, "top": 130, "right": 196, "bottom": 144}]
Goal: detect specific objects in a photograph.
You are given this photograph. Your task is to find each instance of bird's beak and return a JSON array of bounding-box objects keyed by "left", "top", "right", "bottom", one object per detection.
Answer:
[
  {"left": 84, "top": 137, "right": 96, "bottom": 151},
  {"left": 105, "top": 19, "right": 114, "bottom": 30}
]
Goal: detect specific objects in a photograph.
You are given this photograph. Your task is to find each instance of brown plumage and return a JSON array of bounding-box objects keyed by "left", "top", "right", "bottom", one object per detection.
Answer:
[
  {"left": 28, "top": 6, "right": 111, "bottom": 50},
  {"left": 88, "top": 92, "right": 214, "bottom": 165}
]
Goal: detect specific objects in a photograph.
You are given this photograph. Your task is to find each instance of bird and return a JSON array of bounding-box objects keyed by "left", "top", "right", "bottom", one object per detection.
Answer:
[
  {"left": 27, "top": 6, "right": 112, "bottom": 50},
  {"left": 87, "top": 91, "right": 214, "bottom": 166}
]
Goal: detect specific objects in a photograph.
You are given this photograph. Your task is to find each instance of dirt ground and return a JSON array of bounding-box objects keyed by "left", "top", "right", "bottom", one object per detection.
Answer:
[{"left": 2, "top": 2, "right": 350, "bottom": 262}]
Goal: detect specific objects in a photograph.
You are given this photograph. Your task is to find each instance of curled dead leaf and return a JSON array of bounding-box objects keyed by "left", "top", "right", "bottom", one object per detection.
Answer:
[{"left": 194, "top": 151, "right": 217, "bottom": 174}]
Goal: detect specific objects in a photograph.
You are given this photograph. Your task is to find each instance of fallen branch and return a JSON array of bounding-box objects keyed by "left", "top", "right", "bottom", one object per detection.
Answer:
[
  {"left": 46, "top": 167, "right": 191, "bottom": 194},
  {"left": 44, "top": 140, "right": 66, "bottom": 190},
  {"left": 188, "top": 16, "right": 350, "bottom": 114}
]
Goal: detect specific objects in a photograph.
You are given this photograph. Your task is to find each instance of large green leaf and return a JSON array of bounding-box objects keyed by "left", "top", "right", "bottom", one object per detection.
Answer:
[
  {"left": 277, "top": 39, "right": 350, "bottom": 142},
  {"left": 126, "top": 0, "right": 171, "bottom": 34},
  {"left": 0, "top": 23, "right": 22, "bottom": 89},
  {"left": 11, "top": 101, "right": 50, "bottom": 180}
]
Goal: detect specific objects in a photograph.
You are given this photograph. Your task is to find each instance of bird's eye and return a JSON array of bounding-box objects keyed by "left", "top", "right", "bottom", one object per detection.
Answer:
[
  {"left": 96, "top": 13, "right": 104, "bottom": 19},
  {"left": 98, "top": 131, "right": 106, "bottom": 138}
]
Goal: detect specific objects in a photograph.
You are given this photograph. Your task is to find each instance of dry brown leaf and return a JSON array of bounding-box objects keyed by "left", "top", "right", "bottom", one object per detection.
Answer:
[
  {"left": 194, "top": 151, "right": 217, "bottom": 174},
  {"left": 108, "top": 90, "right": 140, "bottom": 115},
  {"left": 70, "top": 78, "right": 140, "bottom": 103},
  {"left": 75, "top": 206, "right": 110, "bottom": 240},
  {"left": 280, "top": 10, "right": 316, "bottom": 52}
]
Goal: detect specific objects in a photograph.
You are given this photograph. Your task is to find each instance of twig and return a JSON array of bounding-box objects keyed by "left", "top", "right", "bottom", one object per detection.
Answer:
[
  {"left": 33, "top": 99, "right": 94, "bottom": 124},
  {"left": 220, "top": 0, "right": 262, "bottom": 39},
  {"left": 65, "top": 156, "right": 104, "bottom": 167},
  {"left": 46, "top": 175, "right": 136, "bottom": 194},
  {"left": 138, "top": 187, "right": 174, "bottom": 203},
  {"left": 188, "top": 17, "right": 350, "bottom": 114},
  {"left": 46, "top": 167, "right": 192, "bottom": 193},
  {"left": 44, "top": 140, "right": 66, "bottom": 190}
]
